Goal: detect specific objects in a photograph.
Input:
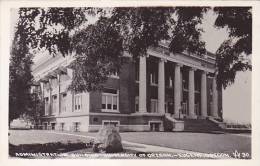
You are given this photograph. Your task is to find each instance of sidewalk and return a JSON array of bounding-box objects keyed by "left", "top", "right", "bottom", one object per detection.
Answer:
[{"left": 47, "top": 131, "right": 231, "bottom": 159}]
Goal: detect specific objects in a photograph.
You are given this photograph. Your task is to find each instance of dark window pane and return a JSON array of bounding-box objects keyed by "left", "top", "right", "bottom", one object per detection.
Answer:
[{"left": 103, "top": 88, "right": 117, "bottom": 94}]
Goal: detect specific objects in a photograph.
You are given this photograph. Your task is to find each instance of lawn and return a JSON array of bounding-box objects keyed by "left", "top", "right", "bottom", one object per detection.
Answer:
[{"left": 8, "top": 129, "right": 251, "bottom": 159}]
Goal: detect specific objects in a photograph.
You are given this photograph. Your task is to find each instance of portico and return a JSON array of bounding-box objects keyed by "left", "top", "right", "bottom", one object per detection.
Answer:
[{"left": 137, "top": 53, "right": 220, "bottom": 119}]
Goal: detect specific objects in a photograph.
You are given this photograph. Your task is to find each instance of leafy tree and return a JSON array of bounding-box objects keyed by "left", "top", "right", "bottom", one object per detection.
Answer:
[
  {"left": 214, "top": 7, "right": 252, "bottom": 89},
  {"left": 11, "top": 7, "right": 252, "bottom": 94},
  {"left": 9, "top": 9, "right": 35, "bottom": 124},
  {"left": 69, "top": 17, "right": 124, "bottom": 92}
]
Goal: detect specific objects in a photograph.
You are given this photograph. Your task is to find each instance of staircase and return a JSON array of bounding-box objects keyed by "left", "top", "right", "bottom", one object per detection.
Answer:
[{"left": 183, "top": 119, "right": 223, "bottom": 133}]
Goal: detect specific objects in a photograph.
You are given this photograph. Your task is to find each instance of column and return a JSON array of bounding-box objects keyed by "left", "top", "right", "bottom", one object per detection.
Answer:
[
  {"left": 139, "top": 56, "right": 147, "bottom": 113},
  {"left": 48, "top": 79, "right": 52, "bottom": 116},
  {"left": 212, "top": 76, "right": 219, "bottom": 117},
  {"left": 57, "top": 74, "right": 61, "bottom": 115},
  {"left": 201, "top": 71, "right": 207, "bottom": 117},
  {"left": 188, "top": 68, "right": 196, "bottom": 118},
  {"left": 40, "top": 82, "right": 44, "bottom": 100},
  {"left": 158, "top": 58, "right": 165, "bottom": 114},
  {"left": 174, "top": 63, "right": 181, "bottom": 118}
]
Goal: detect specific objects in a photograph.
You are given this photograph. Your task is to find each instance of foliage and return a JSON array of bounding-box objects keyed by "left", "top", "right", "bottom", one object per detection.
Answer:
[
  {"left": 169, "top": 7, "right": 209, "bottom": 56},
  {"left": 214, "top": 7, "right": 252, "bottom": 88},
  {"left": 110, "top": 7, "right": 173, "bottom": 58},
  {"left": 69, "top": 17, "right": 124, "bottom": 92},
  {"left": 12, "top": 7, "right": 252, "bottom": 94},
  {"left": 9, "top": 9, "right": 36, "bottom": 123}
]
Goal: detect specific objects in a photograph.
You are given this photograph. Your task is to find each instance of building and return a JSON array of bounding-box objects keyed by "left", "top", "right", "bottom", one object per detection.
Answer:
[{"left": 32, "top": 42, "right": 222, "bottom": 132}]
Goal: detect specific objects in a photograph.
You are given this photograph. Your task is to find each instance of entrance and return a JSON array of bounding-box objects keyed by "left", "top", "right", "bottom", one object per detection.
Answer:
[
  {"left": 150, "top": 122, "right": 161, "bottom": 131},
  {"left": 51, "top": 123, "right": 56, "bottom": 130}
]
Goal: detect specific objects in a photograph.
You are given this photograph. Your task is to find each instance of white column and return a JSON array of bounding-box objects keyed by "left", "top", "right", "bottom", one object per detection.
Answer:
[
  {"left": 174, "top": 64, "right": 181, "bottom": 118},
  {"left": 201, "top": 71, "right": 207, "bottom": 117},
  {"left": 212, "top": 76, "right": 219, "bottom": 117},
  {"left": 139, "top": 56, "right": 147, "bottom": 113},
  {"left": 158, "top": 58, "right": 165, "bottom": 114},
  {"left": 48, "top": 79, "right": 52, "bottom": 116},
  {"left": 57, "top": 74, "right": 61, "bottom": 115},
  {"left": 40, "top": 82, "right": 44, "bottom": 100},
  {"left": 188, "top": 68, "right": 196, "bottom": 118}
]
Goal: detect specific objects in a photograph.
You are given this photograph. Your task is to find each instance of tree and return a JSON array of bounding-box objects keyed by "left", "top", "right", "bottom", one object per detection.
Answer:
[
  {"left": 12, "top": 7, "right": 252, "bottom": 94},
  {"left": 69, "top": 17, "right": 124, "bottom": 92},
  {"left": 214, "top": 7, "right": 252, "bottom": 89},
  {"left": 9, "top": 13, "right": 35, "bottom": 125}
]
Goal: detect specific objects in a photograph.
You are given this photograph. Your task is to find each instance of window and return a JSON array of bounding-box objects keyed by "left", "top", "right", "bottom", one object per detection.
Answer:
[
  {"left": 51, "top": 123, "right": 56, "bottom": 130},
  {"left": 44, "top": 97, "right": 49, "bottom": 115},
  {"left": 102, "top": 120, "right": 119, "bottom": 127},
  {"left": 150, "top": 71, "right": 158, "bottom": 85},
  {"left": 182, "top": 102, "right": 188, "bottom": 114},
  {"left": 74, "top": 94, "right": 82, "bottom": 111},
  {"left": 61, "top": 93, "right": 67, "bottom": 112},
  {"left": 150, "top": 99, "right": 158, "bottom": 113},
  {"left": 183, "top": 78, "right": 188, "bottom": 90},
  {"left": 109, "top": 71, "right": 119, "bottom": 78},
  {"left": 60, "top": 123, "right": 65, "bottom": 131},
  {"left": 135, "top": 96, "right": 139, "bottom": 112},
  {"left": 51, "top": 95, "right": 57, "bottom": 114},
  {"left": 149, "top": 122, "right": 161, "bottom": 131},
  {"left": 168, "top": 76, "right": 173, "bottom": 87},
  {"left": 113, "top": 96, "right": 118, "bottom": 110},
  {"left": 101, "top": 88, "right": 119, "bottom": 112},
  {"left": 73, "top": 122, "right": 80, "bottom": 132},
  {"left": 195, "top": 78, "right": 200, "bottom": 92}
]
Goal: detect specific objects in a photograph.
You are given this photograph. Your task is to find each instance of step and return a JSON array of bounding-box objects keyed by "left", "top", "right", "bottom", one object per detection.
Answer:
[{"left": 182, "top": 119, "right": 222, "bottom": 132}]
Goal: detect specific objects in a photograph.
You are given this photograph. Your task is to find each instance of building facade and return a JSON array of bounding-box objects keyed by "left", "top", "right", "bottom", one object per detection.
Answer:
[{"left": 32, "top": 43, "right": 222, "bottom": 132}]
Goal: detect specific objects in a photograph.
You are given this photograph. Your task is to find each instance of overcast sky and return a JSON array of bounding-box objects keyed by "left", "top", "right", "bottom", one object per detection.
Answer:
[
  {"left": 200, "top": 10, "right": 251, "bottom": 123},
  {"left": 10, "top": 8, "right": 252, "bottom": 124}
]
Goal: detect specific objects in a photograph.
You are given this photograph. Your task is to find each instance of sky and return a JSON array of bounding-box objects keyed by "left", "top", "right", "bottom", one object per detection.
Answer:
[
  {"left": 200, "top": 10, "right": 251, "bottom": 124},
  {"left": 10, "top": 8, "right": 252, "bottom": 124}
]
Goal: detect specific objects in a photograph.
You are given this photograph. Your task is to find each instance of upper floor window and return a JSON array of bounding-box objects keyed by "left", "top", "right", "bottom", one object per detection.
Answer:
[
  {"left": 182, "top": 74, "right": 188, "bottom": 90},
  {"left": 102, "top": 88, "right": 119, "bottom": 112},
  {"left": 167, "top": 76, "right": 173, "bottom": 87},
  {"left": 150, "top": 71, "right": 158, "bottom": 86},
  {"left": 61, "top": 93, "right": 67, "bottom": 112},
  {"left": 195, "top": 78, "right": 200, "bottom": 92},
  {"left": 74, "top": 93, "right": 82, "bottom": 111},
  {"left": 44, "top": 97, "right": 49, "bottom": 115},
  {"left": 51, "top": 95, "right": 57, "bottom": 114},
  {"left": 109, "top": 71, "right": 119, "bottom": 79}
]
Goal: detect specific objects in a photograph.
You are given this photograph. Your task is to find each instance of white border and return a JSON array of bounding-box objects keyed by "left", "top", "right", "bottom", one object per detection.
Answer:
[{"left": 1, "top": 1, "right": 260, "bottom": 166}]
